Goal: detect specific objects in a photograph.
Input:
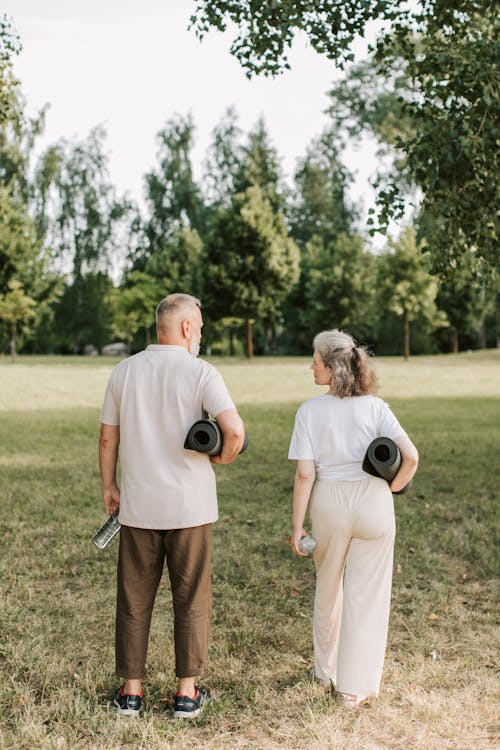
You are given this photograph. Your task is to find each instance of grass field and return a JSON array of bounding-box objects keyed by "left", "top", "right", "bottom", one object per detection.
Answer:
[{"left": 0, "top": 351, "right": 499, "bottom": 750}]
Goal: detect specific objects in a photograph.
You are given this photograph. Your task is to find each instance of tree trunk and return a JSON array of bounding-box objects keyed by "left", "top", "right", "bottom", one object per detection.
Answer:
[
  {"left": 10, "top": 324, "right": 16, "bottom": 363},
  {"left": 229, "top": 329, "right": 234, "bottom": 357},
  {"left": 246, "top": 318, "right": 254, "bottom": 359},
  {"left": 476, "top": 322, "right": 486, "bottom": 349},
  {"left": 404, "top": 314, "right": 410, "bottom": 360},
  {"left": 452, "top": 328, "right": 459, "bottom": 353}
]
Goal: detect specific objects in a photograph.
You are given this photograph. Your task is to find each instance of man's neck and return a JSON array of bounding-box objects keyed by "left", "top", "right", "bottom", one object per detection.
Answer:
[{"left": 156, "top": 336, "right": 188, "bottom": 350}]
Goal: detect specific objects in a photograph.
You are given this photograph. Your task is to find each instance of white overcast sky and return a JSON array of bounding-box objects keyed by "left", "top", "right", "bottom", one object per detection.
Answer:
[{"left": 4, "top": 0, "right": 390, "bottom": 245}]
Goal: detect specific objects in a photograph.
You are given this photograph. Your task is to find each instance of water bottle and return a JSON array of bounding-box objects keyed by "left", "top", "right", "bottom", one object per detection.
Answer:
[
  {"left": 299, "top": 535, "right": 316, "bottom": 553},
  {"left": 92, "top": 513, "right": 121, "bottom": 549}
]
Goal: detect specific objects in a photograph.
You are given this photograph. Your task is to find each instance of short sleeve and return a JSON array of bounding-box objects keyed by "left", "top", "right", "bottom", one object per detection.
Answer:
[
  {"left": 202, "top": 368, "right": 235, "bottom": 417},
  {"left": 378, "top": 400, "right": 408, "bottom": 441},
  {"left": 100, "top": 365, "right": 123, "bottom": 425},
  {"left": 288, "top": 405, "right": 315, "bottom": 460}
]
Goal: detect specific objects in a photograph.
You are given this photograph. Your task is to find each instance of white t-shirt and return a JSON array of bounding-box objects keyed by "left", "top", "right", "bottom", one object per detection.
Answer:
[
  {"left": 100, "top": 344, "right": 235, "bottom": 529},
  {"left": 288, "top": 394, "right": 408, "bottom": 482}
]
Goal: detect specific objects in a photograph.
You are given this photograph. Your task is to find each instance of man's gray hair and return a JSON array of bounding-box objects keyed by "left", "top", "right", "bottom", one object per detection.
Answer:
[
  {"left": 313, "top": 329, "right": 376, "bottom": 398},
  {"left": 156, "top": 293, "right": 201, "bottom": 333}
]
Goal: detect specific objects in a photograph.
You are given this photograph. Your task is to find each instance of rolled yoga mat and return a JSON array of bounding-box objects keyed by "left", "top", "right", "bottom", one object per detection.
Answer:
[
  {"left": 184, "top": 419, "right": 248, "bottom": 456},
  {"left": 362, "top": 437, "right": 412, "bottom": 495}
]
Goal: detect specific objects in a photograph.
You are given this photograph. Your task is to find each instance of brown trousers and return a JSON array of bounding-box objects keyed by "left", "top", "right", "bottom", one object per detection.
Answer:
[{"left": 115, "top": 523, "right": 212, "bottom": 679}]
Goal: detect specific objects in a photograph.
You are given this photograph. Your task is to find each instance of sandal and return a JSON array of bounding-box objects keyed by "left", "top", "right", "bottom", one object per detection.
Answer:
[{"left": 339, "top": 692, "right": 372, "bottom": 709}]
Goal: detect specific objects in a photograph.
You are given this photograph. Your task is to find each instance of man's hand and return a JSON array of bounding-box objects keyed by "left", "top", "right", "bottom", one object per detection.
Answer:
[
  {"left": 211, "top": 408, "right": 245, "bottom": 465},
  {"left": 103, "top": 483, "right": 120, "bottom": 515}
]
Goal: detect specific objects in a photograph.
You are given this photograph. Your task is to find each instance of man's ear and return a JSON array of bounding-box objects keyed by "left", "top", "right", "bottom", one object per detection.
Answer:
[{"left": 181, "top": 319, "right": 190, "bottom": 338}]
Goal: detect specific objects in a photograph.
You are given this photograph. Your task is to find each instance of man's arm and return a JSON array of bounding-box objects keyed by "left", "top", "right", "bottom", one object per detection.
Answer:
[
  {"left": 210, "top": 408, "right": 245, "bottom": 465},
  {"left": 99, "top": 423, "right": 121, "bottom": 514},
  {"left": 390, "top": 435, "right": 419, "bottom": 493}
]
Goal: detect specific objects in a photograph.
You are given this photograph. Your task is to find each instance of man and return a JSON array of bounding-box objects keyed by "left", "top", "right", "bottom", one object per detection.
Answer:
[{"left": 99, "top": 293, "right": 245, "bottom": 718}]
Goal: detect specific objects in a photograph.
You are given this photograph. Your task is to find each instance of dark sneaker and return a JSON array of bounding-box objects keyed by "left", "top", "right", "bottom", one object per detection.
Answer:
[
  {"left": 173, "top": 687, "right": 211, "bottom": 719},
  {"left": 113, "top": 686, "right": 143, "bottom": 716}
]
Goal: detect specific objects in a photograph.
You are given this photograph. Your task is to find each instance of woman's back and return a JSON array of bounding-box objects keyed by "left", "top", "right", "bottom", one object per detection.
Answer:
[{"left": 289, "top": 394, "right": 407, "bottom": 482}]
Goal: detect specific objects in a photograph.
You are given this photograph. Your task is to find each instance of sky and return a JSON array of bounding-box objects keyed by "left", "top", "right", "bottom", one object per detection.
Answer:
[{"left": 4, "top": 0, "right": 389, "bottom": 246}]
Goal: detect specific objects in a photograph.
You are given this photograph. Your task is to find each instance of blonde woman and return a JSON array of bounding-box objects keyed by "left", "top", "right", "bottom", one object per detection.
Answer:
[{"left": 288, "top": 330, "right": 418, "bottom": 708}]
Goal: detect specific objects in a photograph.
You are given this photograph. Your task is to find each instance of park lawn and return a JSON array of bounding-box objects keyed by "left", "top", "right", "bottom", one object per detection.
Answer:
[{"left": 0, "top": 351, "right": 498, "bottom": 750}]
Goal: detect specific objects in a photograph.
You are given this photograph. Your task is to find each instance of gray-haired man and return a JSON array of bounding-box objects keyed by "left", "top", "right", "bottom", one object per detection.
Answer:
[{"left": 99, "top": 293, "right": 245, "bottom": 718}]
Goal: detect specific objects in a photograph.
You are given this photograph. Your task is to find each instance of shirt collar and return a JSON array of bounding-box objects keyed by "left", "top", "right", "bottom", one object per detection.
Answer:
[{"left": 146, "top": 344, "right": 189, "bottom": 353}]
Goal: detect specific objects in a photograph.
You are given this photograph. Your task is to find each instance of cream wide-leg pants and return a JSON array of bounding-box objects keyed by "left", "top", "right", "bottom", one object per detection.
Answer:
[{"left": 310, "top": 476, "right": 395, "bottom": 701}]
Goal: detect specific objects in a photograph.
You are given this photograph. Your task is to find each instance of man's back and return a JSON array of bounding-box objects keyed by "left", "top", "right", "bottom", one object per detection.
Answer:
[{"left": 101, "top": 344, "right": 234, "bottom": 529}]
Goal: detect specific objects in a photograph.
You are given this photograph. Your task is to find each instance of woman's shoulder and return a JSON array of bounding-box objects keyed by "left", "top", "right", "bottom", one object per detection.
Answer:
[{"left": 296, "top": 394, "right": 329, "bottom": 414}]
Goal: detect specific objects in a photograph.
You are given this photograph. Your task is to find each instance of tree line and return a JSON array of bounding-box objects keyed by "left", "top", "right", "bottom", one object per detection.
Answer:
[{"left": 0, "top": 8, "right": 497, "bottom": 360}]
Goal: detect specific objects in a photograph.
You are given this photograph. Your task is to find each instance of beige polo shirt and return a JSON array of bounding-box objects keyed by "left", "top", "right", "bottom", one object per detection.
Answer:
[{"left": 100, "top": 345, "right": 235, "bottom": 529}]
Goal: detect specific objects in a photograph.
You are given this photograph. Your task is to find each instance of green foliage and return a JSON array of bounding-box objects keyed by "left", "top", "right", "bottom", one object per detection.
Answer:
[
  {"left": 189, "top": 0, "right": 400, "bottom": 77},
  {"left": 290, "top": 129, "right": 354, "bottom": 247},
  {"left": 0, "top": 278, "right": 36, "bottom": 360},
  {"left": 51, "top": 273, "right": 115, "bottom": 354},
  {"left": 283, "top": 129, "right": 364, "bottom": 352},
  {"left": 203, "top": 106, "right": 243, "bottom": 209},
  {"left": 302, "top": 232, "right": 377, "bottom": 341},
  {"left": 0, "top": 14, "right": 21, "bottom": 124},
  {"left": 204, "top": 120, "right": 299, "bottom": 356},
  {"left": 205, "top": 184, "right": 300, "bottom": 355},
  {"left": 143, "top": 225, "right": 203, "bottom": 299},
  {"left": 38, "top": 126, "right": 129, "bottom": 278},
  {"left": 327, "top": 4, "right": 499, "bottom": 280},
  {"left": 376, "top": 226, "right": 447, "bottom": 358},
  {"left": 143, "top": 114, "right": 205, "bottom": 258},
  {"left": 192, "top": 2, "right": 498, "bottom": 281},
  {"left": 0, "top": 184, "right": 38, "bottom": 293},
  {"left": 112, "top": 271, "right": 162, "bottom": 350},
  {"left": 436, "top": 256, "right": 495, "bottom": 352},
  {"left": 376, "top": 3, "right": 499, "bottom": 277}
]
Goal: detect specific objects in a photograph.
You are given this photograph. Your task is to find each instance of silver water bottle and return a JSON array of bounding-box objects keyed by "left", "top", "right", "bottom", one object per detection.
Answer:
[
  {"left": 299, "top": 535, "right": 316, "bottom": 553},
  {"left": 92, "top": 513, "right": 121, "bottom": 549}
]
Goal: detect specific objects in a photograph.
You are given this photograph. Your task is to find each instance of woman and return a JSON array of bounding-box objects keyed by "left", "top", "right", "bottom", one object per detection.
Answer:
[{"left": 288, "top": 329, "right": 418, "bottom": 708}]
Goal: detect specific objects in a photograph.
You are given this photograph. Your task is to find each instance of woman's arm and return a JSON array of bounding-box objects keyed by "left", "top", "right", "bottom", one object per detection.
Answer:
[
  {"left": 292, "top": 458, "right": 316, "bottom": 557},
  {"left": 390, "top": 435, "right": 419, "bottom": 493}
]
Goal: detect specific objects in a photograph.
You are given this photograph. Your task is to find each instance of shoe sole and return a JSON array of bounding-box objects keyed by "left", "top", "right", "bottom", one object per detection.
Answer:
[
  {"left": 113, "top": 699, "right": 140, "bottom": 717},
  {"left": 174, "top": 707, "right": 202, "bottom": 719}
]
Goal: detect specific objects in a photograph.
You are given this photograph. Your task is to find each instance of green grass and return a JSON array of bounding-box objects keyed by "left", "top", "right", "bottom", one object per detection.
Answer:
[{"left": 0, "top": 351, "right": 499, "bottom": 749}]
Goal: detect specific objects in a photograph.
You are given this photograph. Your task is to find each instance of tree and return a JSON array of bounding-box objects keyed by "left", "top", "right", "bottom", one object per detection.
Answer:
[
  {"left": 436, "top": 257, "right": 495, "bottom": 352},
  {"left": 191, "top": 1, "right": 499, "bottom": 280},
  {"left": 0, "top": 279, "right": 36, "bottom": 361},
  {"left": 142, "top": 114, "right": 205, "bottom": 263},
  {"left": 0, "top": 15, "right": 21, "bottom": 124},
  {"left": 0, "top": 183, "right": 60, "bottom": 353},
  {"left": 290, "top": 129, "right": 354, "bottom": 248},
  {"left": 373, "top": 3, "right": 499, "bottom": 277},
  {"left": 143, "top": 225, "right": 203, "bottom": 299},
  {"left": 203, "top": 106, "right": 243, "bottom": 210},
  {"left": 283, "top": 128, "right": 362, "bottom": 352},
  {"left": 113, "top": 271, "right": 161, "bottom": 351},
  {"left": 205, "top": 184, "right": 299, "bottom": 357},
  {"left": 189, "top": 1, "right": 399, "bottom": 77},
  {"left": 38, "top": 126, "right": 129, "bottom": 279},
  {"left": 376, "top": 226, "right": 446, "bottom": 359},
  {"left": 299, "top": 233, "right": 377, "bottom": 345},
  {"left": 204, "top": 120, "right": 299, "bottom": 356}
]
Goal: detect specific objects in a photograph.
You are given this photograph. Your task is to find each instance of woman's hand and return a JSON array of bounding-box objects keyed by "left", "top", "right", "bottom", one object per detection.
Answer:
[{"left": 291, "top": 527, "right": 309, "bottom": 557}]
